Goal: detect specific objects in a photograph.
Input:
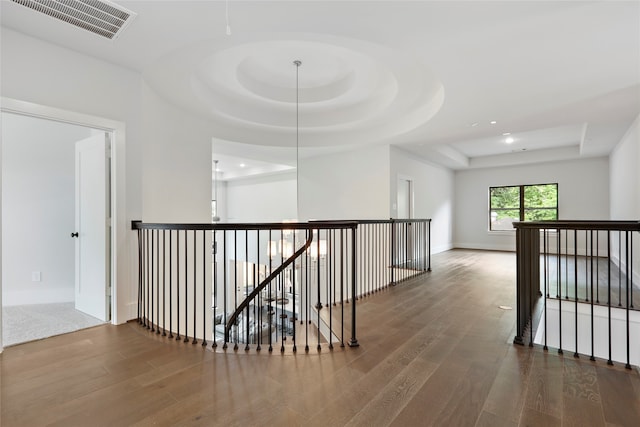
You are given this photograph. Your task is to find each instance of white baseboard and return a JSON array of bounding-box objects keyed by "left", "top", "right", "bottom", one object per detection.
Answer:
[{"left": 453, "top": 242, "right": 515, "bottom": 252}]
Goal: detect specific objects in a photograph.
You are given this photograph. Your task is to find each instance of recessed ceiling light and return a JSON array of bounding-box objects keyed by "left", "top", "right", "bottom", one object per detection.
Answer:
[
  {"left": 490, "top": 121, "right": 497, "bottom": 125},
  {"left": 471, "top": 122, "right": 479, "bottom": 127},
  {"left": 505, "top": 137, "right": 514, "bottom": 144},
  {"left": 240, "top": 163, "right": 246, "bottom": 168},
  {"left": 502, "top": 132, "right": 511, "bottom": 136}
]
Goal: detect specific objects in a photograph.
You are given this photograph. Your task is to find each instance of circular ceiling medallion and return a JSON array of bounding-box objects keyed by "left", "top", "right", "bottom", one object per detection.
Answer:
[{"left": 144, "top": 33, "right": 444, "bottom": 147}]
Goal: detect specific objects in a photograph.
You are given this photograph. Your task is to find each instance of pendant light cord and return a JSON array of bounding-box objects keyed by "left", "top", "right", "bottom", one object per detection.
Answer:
[{"left": 294, "top": 60, "right": 301, "bottom": 219}]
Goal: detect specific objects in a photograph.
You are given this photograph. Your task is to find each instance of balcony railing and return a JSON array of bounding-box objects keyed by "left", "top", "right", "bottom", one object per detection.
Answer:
[
  {"left": 513, "top": 220, "right": 640, "bottom": 368},
  {"left": 132, "top": 218, "right": 431, "bottom": 353}
]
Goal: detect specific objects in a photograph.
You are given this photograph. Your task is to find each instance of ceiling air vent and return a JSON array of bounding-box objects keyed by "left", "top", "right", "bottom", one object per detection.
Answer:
[{"left": 11, "top": 0, "right": 136, "bottom": 40}]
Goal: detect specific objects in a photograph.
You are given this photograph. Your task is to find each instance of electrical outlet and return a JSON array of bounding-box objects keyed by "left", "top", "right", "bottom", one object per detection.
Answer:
[{"left": 32, "top": 271, "right": 41, "bottom": 282}]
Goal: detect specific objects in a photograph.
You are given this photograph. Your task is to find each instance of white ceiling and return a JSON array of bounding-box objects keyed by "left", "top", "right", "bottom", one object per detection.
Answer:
[{"left": 2, "top": 0, "right": 639, "bottom": 176}]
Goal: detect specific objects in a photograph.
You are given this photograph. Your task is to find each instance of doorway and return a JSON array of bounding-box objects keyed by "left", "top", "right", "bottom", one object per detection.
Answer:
[
  {"left": 1, "top": 112, "right": 111, "bottom": 346},
  {"left": 397, "top": 176, "right": 414, "bottom": 266}
]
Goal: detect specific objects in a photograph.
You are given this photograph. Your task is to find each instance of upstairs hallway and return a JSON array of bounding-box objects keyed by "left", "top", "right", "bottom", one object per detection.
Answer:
[{"left": 1, "top": 249, "right": 639, "bottom": 426}]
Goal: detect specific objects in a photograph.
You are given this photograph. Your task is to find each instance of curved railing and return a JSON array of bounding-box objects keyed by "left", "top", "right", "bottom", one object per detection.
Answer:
[{"left": 132, "top": 218, "right": 431, "bottom": 353}]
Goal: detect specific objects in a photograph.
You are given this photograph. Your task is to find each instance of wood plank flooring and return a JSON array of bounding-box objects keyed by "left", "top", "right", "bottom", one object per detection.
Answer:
[{"left": 2, "top": 249, "right": 640, "bottom": 426}]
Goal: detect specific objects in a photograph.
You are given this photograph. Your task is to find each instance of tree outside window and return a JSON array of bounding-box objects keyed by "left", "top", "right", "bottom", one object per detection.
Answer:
[{"left": 489, "top": 184, "right": 558, "bottom": 231}]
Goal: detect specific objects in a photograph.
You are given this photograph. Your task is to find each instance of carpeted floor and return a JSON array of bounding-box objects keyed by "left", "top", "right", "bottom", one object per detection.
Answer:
[{"left": 2, "top": 302, "right": 105, "bottom": 347}]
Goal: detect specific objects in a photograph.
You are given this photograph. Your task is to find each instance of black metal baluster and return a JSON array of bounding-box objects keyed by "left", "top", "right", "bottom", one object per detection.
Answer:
[
  {"left": 169, "top": 231, "right": 174, "bottom": 339},
  {"left": 192, "top": 230, "right": 198, "bottom": 345},
  {"left": 305, "top": 233, "right": 310, "bottom": 352},
  {"left": 223, "top": 231, "right": 228, "bottom": 350},
  {"left": 212, "top": 230, "right": 217, "bottom": 348},
  {"left": 607, "top": 230, "right": 612, "bottom": 365},
  {"left": 162, "top": 230, "right": 167, "bottom": 336},
  {"left": 558, "top": 229, "right": 563, "bottom": 355},
  {"left": 245, "top": 230, "right": 249, "bottom": 351},
  {"left": 349, "top": 226, "right": 359, "bottom": 347},
  {"left": 585, "top": 230, "right": 589, "bottom": 302},
  {"left": 427, "top": 220, "right": 432, "bottom": 272},
  {"left": 619, "top": 231, "right": 622, "bottom": 306},
  {"left": 596, "top": 230, "right": 600, "bottom": 303},
  {"left": 268, "top": 229, "right": 273, "bottom": 353},
  {"left": 176, "top": 230, "right": 181, "bottom": 340},
  {"left": 144, "top": 230, "right": 152, "bottom": 329},
  {"left": 590, "top": 229, "right": 595, "bottom": 361},
  {"left": 391, "top": 221, "right": 396, "bottom": 286},
  {"left": 156, "top": 230, "right": 161, "bottom": 334},
  {"left": 574, "top": 229, "right": 579, "bottom": 358},
  {"left": 329, "top": 229, "right": 334, "bottom": 350},
  {"left": 625, "top": 231, "right": 631, "bottom": 370},
  {"left": 292, "top": 231, "right": 297, "bottom": 353},
  {"left": 202, "top": 230, "right": 207, "bottom": 347},
  {"left": 565, "top": 229, "right": 569, "bottom": 299},
  {"left": 543, "top": 229, "right": 548, "bottom": 350},
  {"left": 184, "top": 230, "right": 189, "bottom": 343},
  {"left": 137, "top": 229, "right": 142, "bottom": 324},
  {"left": 256, "top": 230, "right": 262, "bottom": 352},
  {"left": 340, "top": 228, "right": 345, "bottom": 347},
  {"left": 233, "top": 230, "right": 238, "bottom": 350}
]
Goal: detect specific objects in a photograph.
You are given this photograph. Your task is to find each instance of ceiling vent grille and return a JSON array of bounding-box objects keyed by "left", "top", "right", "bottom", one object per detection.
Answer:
[{"left": 11, "top": 0, "right": 136, "bottom": 40}]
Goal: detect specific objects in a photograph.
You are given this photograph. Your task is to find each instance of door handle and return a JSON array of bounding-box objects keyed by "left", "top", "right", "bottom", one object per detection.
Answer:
[{"left": 71, "top": 232, "right": 79, "bottom": 238}]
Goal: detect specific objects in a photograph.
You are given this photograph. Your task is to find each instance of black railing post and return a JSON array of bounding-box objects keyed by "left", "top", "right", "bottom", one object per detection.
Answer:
[
  {"left": 390, "top": 220, "right": 396, "bottom": 286},
  {"left": 349, "top": 226, "right": 359, "bottom": 347}
]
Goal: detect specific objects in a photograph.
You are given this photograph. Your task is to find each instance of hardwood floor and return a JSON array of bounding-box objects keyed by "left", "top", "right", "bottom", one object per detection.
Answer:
[{"left": 2, "top": 249, "right": 639, "bottom": 426}]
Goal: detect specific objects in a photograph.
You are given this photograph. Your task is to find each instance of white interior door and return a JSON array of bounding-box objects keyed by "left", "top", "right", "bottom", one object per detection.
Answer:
[{"left": 74, "top": 133, "right": 110, "bottom": 321}]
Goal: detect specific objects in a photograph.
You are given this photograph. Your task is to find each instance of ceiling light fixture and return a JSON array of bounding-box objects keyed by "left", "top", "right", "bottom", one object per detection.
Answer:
[
  {"left": 239, "top": 163, "right": 246, "bottom": 168},
  {"left": 502, "top": 132, "right": 511, "bottom": 136},
  {"left": 471, "top": 122, "right": 479, "bottom": 127},
  {"left": 490, "top": 120, "right": 497, "bottom": 125},
  {"left": 505, "top": 137, "right": 515, "bottom": 144}
]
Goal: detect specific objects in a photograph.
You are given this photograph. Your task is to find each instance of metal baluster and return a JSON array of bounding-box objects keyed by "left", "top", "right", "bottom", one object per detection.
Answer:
[
  {"left": 169, "top": 231, "right": 174, "bottom": 339},
  {"left": 212, "top": 230, "right": 217, "bottom": 348},
  {"left": 349, "top": 226, "right": 359, "bottom": 347},
  {"left": 137, "top": 229, "right": 142, "bottom": 324},
  {"left": 184, "top": 230, "right": 189, "bottom": 343},
  {"left": 268, "top": 230, "right": 273, "bottom": 352},
  {"left": 256, "top": 230, "right": 262, "bottom": 352},
  {"left": 625, "top": 231, "right": 631, "bottom": 370},
  {"left": 202, "top": 230, "right": 207, "bottom": 347},
  {"left": 607, "top": 230, "right": 613, "bottom": 365},
  {"left": 176, "top": 231, "right": 181, "bottom": 340},
  {"left": 222, "top": 231, "right": 228, "bottom": 350},
  {"left": 245, "top": 230, "right": 249, "bottom": 351},
  {"left": 574, "top": 230, "right": 579, "bottom": 358},
  {"left": 619, "top": 231, "right": 622, "bottom": 306},
  {"left": 340, "top": 228, "right": 345, "bottom": 347},
  {"left": 292, "top": 230, "right": 297, "bottom": 353},
  {"left": 590, "top": 229, "right": 595, "bottom": 361},
  {"left": 329, "top": 229, "right": 334, "bottom": 350},
  {"left": 156, "top": 230, "right": 160, "bottom": 334},
  {"left": 162, "top": 230, "right": 167, "bottom": 336}
]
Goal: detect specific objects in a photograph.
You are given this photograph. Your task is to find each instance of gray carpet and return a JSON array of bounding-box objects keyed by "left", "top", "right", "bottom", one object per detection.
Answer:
[{"left": 2, "top": 302, "right": 105, "bottom": 347}]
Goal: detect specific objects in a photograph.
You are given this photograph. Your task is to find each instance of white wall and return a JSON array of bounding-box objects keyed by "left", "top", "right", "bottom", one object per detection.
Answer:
[
  {"left": 609, "top": 114, "right": 640, "bottom": 286},
  {"left": 140, "top": 82, "right": 211, "bottom": 223},
  {"left": 226, "top": 172, "right": 297, "bottom": 222},
  {"left": 455, "top": 157, "right": 610, "bottom": 251},
  {"left": 0, "top": 29, "right": 212, "bottom": 323},
  {"left": 298, "top": 145, "right": 390, "bottom": 220},
  {"left": 390, "top": 147, "right": 454, "bottom": 253},
  {"left": 610, "top": 114, "right": 640, "bottom": 220},
  {"left": 2, "top": 113, "right": 93, "bottom": 305}
]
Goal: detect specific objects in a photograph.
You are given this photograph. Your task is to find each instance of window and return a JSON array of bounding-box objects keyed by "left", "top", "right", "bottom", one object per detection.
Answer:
[{"left": 489, "top": 183, "right": 558, "bottom": 231}]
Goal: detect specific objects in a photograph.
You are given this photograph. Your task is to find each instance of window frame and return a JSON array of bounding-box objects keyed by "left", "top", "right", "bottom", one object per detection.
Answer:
[{"left": 488, "top": 183, "right": 558, "bottom": 231}]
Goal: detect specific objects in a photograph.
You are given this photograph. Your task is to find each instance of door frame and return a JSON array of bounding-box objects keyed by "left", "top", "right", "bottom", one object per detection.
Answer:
[{"left": 0, "top": 97, "right": 127, "bottom": 352}]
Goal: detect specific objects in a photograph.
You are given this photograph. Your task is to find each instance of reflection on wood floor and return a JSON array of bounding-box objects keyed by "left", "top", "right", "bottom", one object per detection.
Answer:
[{"left": 2, "top": 249, "right": 639, "bottom": 426}]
